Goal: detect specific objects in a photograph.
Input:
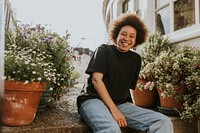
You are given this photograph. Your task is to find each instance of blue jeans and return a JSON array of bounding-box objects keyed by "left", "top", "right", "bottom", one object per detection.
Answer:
[{"left": 79, "top": 99, "right": 174, "bottom": 133}]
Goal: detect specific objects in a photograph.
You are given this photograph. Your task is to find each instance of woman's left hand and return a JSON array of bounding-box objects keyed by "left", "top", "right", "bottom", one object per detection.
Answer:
[{"left": 110, "top": 106, "right": 127, "bottom": 127}]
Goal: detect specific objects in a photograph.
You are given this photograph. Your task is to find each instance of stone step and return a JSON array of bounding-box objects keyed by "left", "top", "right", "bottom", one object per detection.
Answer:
[
  {"left": 1, "top": 104, "right": 198, "bottom": 133},
  {"left": 1, "top": 88, "right": 198, "bottom": 133},
  {"left": 1, "top": 103, "right": 143, "bottom": 133}
]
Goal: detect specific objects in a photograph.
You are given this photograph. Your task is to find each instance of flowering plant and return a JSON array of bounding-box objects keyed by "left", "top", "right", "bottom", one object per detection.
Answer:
[
  {"left": 149, "top": 44, "right": 200, "bottom": 121},
  {"left": 151, "top": 45, "right": 200, "bottom": 95},
  {"left": 137, "top": 32, "right": 171, "bottom": 91},
  {"left": 137, "top": 80, "right": 155, "bottom": 91},
  {"left": 177, "top": 45, "right": 200, "bottom": 121},
  {"left": 5, "top": 24, "right": 74, "bottom": 104}
]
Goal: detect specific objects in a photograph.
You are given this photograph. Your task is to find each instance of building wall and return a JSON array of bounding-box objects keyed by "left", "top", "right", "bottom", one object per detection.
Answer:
[
  {"left": 102, "top": 0, "right": 200, "bottom": 47},
  {"left": 4, "top": 0, "right": 17, "bottom": 31},
  {"left": 0, "top": 0, "right": 4, "bottom": 97},
  {"left": 1, "top": 0, "right": 17, "bottom": 98}
]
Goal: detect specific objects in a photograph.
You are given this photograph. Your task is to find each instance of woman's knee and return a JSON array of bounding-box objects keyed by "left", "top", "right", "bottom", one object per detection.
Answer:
[
  {"left": 148, "top": 114, "right": 174, "bottom": 133},
  {"left": 158, "top": 117, "right": 174, "bottom": 132},
  {"left": 108, "top": 123, "right": 121, "bottom": 133},
  {"left": 94, "top": 122, "right": 121, "bottom": 133},
  {"left": 163, "top": 117, "right": 173, "bottom": 128},
  {"left": 158, "top": 114, "right": 173, "bottom": 128}
]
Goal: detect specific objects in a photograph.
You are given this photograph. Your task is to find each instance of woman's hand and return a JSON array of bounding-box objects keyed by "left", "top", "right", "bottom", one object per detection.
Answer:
[{"left": 110, "top": 107, "right": 127, "bottom": 127}]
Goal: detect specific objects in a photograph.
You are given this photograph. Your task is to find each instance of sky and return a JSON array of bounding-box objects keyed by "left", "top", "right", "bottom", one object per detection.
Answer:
[{"left": 9, "top": 0, "right": 107, "bottom": 51}]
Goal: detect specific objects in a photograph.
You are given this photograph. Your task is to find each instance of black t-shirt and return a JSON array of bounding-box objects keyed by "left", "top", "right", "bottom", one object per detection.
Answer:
[{"left": 77, "top": 44, "right": 141, "bottom": 108}]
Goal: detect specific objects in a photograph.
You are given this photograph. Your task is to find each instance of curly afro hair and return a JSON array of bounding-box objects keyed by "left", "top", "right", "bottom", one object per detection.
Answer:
[{"left": 108, "top": 13, "right": 148, "bottom": 47}]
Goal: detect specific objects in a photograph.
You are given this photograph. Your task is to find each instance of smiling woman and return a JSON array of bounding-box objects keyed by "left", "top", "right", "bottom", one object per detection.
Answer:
[{"left": 77, "top": 13, "right": 174, "bottom": 133}]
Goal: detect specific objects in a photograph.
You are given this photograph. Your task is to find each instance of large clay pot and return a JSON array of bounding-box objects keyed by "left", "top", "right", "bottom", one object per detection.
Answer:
[
  {"left": 2, "top": 80, "right": 46, "bottom": 126},
  {"left": 133, "top": 79, "right": 159, "bottom": 108},
  {"left": 157, "top": 86, "right": 187, "bottom": 110}
]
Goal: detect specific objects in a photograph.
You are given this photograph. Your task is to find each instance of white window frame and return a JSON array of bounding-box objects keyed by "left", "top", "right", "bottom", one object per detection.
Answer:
[
  {"left": 148, "top": 0, "right": 200, "bottom": 43},
  {"left": 168, "top": 0, "right": 200, "bottom": 43},
  {"left": 116, "top": 0, "right": 134, "bottom": 16}
]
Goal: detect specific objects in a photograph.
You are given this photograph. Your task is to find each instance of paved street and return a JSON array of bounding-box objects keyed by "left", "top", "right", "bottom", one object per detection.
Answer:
[
  {"left": 72, "top": 53, "right": 91, "bottom": 85},
  {"left": 63, "top": 53, "right": 92, "bottom": 110}
]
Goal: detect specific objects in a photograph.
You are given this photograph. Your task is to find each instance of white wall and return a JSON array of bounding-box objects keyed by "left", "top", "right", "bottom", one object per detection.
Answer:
[{"left": 0, "top": 0, "right": 4, "bottom": 97}]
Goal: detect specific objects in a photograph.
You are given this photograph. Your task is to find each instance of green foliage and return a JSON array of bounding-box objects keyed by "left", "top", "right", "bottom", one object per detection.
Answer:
[
  {"left": 69, "top": 70, "right": 80, "bottom": 87},
  {"left": 150, "top": 44, "right": 200, "bottom": 121},
  {"left": 152, "top": 44, "right": 200, "bottom": 91},
  {"left": 137, "top": 32, "right": 200, "bottom": 121},
  {"left": 140, "top": 32, "right": 171, "bottom": 68},
  {"left": 5, "top": 24, "right": 74, "bottom": 104},
  {"left": 139, "top": 32, "right": 171, "bottom": 81},
  {"left": 137, "top": 32, "right": 171, "bottom": 91}
]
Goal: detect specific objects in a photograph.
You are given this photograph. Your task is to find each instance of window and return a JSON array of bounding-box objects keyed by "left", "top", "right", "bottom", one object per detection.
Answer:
[
  {"left": 156, "top": 6, "right": 170, "bottom": 35},
  {"left": 155, "top": 0, "right": 199, "bottom": 35},
  {"left": 122, "top": 0, "right": 131, "bottom": 13},
  {"left": 155, "top": 0, "right": 170, "bottom": 35},
  {"left": 174, "top": 0, "right": 195, "bottom": 31},
  {"left": 156, "top": 0, "right": 169, "bottom": 8},
  {"left": 122, "top": 0, "right": 128, "bottom": 13},
  {"left": 139, "top": 0, "right": 147, "bottom": 20}
]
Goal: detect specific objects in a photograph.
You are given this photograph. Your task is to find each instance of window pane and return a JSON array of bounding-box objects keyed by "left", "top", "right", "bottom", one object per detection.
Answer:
[
  {"left": 122, "top": 2, "right": 128, "bottom": 13},
  {"left": 156, "top": 6, "right": 170, "bottom": 35},
  {"left": 122, "top": 0, "right": 130, "bottom": 13},
  {"left": 174, "top": 0, "right": 195, "bottom": 31},
  {"left": 156, "top": 0, "right": 169, "bottom": 8},
  {"left": 139, "top": 0, "right": 147, "bottom": 20}
]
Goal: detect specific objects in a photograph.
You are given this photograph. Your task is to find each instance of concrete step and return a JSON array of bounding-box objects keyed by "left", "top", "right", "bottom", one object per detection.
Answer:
[
  {"left": 1, "top": 102, "right": 143, "bottom": 133},
  {"left": 2, "top": 103, "right": 198, "bottom": 133},
  {"left": 1, "top": 88, "right": 198, "bottom": 133}
]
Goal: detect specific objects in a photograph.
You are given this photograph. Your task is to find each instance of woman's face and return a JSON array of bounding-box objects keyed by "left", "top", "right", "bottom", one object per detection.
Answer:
[{"left": 116, "top": 25, "right": 137, "bottom": 52}]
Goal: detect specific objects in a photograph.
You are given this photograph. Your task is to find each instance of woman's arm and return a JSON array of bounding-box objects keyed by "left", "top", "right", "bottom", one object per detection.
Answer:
[{"left": 92, "top": 72, "right": 127, "bottom": 127}]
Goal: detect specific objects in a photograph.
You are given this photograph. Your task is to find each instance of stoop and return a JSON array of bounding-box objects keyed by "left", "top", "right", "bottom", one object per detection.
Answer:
[
  {"left": 1, "top": 87, "right": 198, "bottom": 133},
  {"left": 1, "top": 102, "right": 198, "bottom": 133}
]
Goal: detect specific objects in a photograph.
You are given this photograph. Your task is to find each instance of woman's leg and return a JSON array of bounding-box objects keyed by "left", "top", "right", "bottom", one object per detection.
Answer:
[
  {"left": 117, "top": 102, "right": 174, "bottom": 133},
  {"left": 79, "top": 99, "right": 121, "bottom": 133}
]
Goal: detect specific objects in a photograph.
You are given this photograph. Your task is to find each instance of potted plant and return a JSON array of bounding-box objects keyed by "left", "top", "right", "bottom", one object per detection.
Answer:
[
  {"left": 3, "top": 24, "right": 74, "bottom": 126},
  {"left": 177, "top": 45, "right": 200, "bottom": 121},
  {"left": 133, "top": 32, "right": 171, "bottom": 108},
  {"left": 149, "top": 44, "right": 200, "bottom": 120}
]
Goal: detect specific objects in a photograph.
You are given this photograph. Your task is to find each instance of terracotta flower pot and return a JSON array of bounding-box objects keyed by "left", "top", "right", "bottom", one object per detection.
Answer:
[
  {"left": 2, "top": 81, "right": 46, "bottom": 126},
  {"left": 157, "top": 86, "right": 187, "bottom": 110},
  {"left": 133, "top": 79, "right": 159, "bottom": 108}
]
